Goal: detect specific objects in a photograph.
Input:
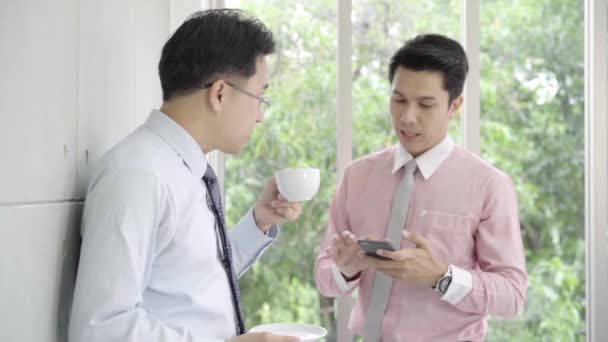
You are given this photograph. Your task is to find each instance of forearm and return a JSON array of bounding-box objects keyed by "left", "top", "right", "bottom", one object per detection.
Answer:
[{"left": 450, "top": 268, "right": 527, "bottom": 318}]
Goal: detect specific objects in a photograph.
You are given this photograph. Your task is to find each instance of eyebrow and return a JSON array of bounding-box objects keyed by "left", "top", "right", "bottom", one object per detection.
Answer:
[
  {"left": 262, "top": 84, "right": 270, "bottom": 90},
  {"left": 392, "top": 89, "right": 436, "bottom": 101}
]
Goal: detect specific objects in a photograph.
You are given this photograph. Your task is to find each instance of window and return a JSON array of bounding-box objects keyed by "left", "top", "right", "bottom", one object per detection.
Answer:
[
  {"left": 223, "top": 0, "right": 339, "bottom": 339},
  {"left": 210, "top": 1, "right": 607, "bottom": 340},
  {"left": 480, "top": 1, "right": 585, "bottom": 340}
]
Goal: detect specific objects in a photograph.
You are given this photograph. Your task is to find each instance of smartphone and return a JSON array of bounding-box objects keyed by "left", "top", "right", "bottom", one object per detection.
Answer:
[{"left": 357, "top": 239, "right": 396, "bottom": 260}]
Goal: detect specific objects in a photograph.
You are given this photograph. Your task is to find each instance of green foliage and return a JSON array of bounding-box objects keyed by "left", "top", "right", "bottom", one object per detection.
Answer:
[
  {"left": 488, "top": 257, "right": 584, "bottom": 342},
  {"left": 479, "top": 0, "right": 585, "bottom": 339},
  {"left": 225, "top": 0, "right": 339, "bottom": 339},
  {"left": 225, "top": 1, "right": 585, "bottom": 341}
]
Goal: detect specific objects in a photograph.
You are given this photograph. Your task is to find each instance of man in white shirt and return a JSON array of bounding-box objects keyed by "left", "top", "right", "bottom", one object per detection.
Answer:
[{"left": 69, "top": 9, "right": 302, "bottom": 342}]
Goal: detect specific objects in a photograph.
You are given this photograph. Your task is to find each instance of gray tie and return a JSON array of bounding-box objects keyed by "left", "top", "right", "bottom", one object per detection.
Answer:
[{"left": 363, "top": 159, "right": 417, "bottom": 342}]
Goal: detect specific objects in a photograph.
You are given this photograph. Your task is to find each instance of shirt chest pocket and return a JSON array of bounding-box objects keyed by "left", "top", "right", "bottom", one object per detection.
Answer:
[{"left": 414, "top": 210, "right": 477, "bottom": 265}]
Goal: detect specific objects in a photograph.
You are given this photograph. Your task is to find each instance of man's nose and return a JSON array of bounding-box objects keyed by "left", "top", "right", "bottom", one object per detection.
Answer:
[{"left": 400, "top": 107, "right": 417, "bottom": 124}]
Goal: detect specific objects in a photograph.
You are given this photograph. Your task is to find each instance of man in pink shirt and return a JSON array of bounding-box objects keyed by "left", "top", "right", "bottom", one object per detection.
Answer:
[{"left": 314, "top": 34, "right": 527, "bottom": 342}]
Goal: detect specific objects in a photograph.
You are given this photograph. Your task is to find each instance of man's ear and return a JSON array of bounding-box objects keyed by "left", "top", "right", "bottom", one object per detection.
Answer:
[
  {"left": 207, "top": 80, "right": 226, "bottom": 112},
  {"left": 448, "top": 95, "right": 463, "bottom": 119}
]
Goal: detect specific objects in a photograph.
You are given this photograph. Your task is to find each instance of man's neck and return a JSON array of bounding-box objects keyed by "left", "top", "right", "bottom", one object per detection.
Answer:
[{"left": 159, "top": 100, "right": 215, "bottom": 154}]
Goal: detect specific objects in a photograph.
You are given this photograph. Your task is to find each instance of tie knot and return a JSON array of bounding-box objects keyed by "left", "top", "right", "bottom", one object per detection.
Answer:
[
  {"left": 203, "top": 165, "right": 217, "bottom": 186},
  {"left": 404, "top": 159, "right": 417, "bottom": 174}
]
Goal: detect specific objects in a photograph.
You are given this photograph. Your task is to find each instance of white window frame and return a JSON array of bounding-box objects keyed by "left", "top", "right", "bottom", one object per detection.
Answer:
[
  {"left": 193, "top": 0, "right": 608, "bottom": 340},
  {"left": 585, "top": 1, "right": 608, "bottom": 341},
  {"left": 336, "top": 2, "right": 354, "bottom": 341},
  {"left": 461, "top": 0, "right": 480, "bottom": 155}
]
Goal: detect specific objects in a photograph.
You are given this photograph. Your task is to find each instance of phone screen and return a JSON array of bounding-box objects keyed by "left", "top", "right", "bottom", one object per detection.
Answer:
[{"left": 357, "top": 239, "right": 396, "bottom": 259}]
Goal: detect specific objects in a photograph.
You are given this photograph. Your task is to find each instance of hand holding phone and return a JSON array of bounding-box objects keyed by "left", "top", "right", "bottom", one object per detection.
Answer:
[{"left": 357, "top": 239, "right": 396, "bottom": 260}]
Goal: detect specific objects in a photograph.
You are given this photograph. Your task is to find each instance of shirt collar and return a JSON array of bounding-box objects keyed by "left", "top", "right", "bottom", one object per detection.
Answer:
[
  {"left": 144, "top": 109, "right": 208, "bottom": 180},
  {"left": 392, "top": 135, "right": 454, "bottom": 180}
]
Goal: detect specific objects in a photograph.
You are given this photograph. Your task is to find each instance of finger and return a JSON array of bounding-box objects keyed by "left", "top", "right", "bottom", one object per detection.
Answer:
[
  {"left": 287, "top": 210, "right": 300, "bottom": 222},
  {"left": 266, "top": 178, "right": 279, "bottom": 195},
  {"left": 275, "top": 207, "right": 288, "bottom": 217},
  {"left": 376, "top": 248, "right": 415, "bottom": 261},
  {"left": 271, "top": 200, "right": 302, "bottom": 208},
  {"left": 273, "top": 335, "right": 300, "bottom": 342},
  {"left": 281, "top": 338, "right": 300, "bottom": 342},
  {"left": 274, "top": 206, "right": 296, "bottom": 220},
  {"left": 333, "top": 236, "right": 347, "bottom": 251},
  {"left": 293, "top": 202, "right": 303, "bottom": 211},
  {"left": 363, "top": 254, "right": 395, "bottom": 268},
  {"left": 329, "top": 245, "right": 339, "bottom": 256},
  {"left": 277, "top": 193, "right": 296, "bottom": 202},
  {"left": 402, "top": 231, "right": 430, "bottom": 250},
  {"left": 340, "top": 231, "right": 357, "bottom": 245},
  {"left": 341, "top": 244, "right": 363, "bottom": 258},
  {"left": 356, "top": 250, "right": 371, "bottom": 262},
  {"left": 363, "top": 255, "right": 401, "bottom": 269},
  {"left": 327, "top": 246, "right": 339, "bottom": 261},
  {"left": 331, "top": 235, "right": 344, "bottom": 251},
  {"left": 268, "top": 176, "right": 278, "bottom": 188},
  {"left": 281, "top": 207, "right": 299, "bottom": 221}
]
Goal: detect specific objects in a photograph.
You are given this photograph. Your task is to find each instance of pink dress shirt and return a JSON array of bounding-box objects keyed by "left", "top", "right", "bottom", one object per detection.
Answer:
[{"left": 314, "top": 136, "right": 527, "bottom": 342}]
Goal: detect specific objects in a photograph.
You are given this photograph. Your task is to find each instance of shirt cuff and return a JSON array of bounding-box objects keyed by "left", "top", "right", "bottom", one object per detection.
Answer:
[
  {"left": 440, "top": 264, "right": 472, "bottom": 305},
  {"left": 235, "top": 208, "right": 277, "bottom": 242},
  {"left": 330, "top": 264, "right": 359, "bottom": 293},
  {"left": 229, "top": 208, "right": 278, "bottom": 277}
]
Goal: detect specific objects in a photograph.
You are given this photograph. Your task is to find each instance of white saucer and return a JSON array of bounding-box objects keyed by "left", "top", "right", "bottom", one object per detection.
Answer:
[{"left": 249, "top": 323, "right": 327, "bottom": 341}]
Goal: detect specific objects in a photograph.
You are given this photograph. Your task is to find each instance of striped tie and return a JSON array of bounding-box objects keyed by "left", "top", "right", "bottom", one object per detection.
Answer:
[{"left": 203, "top": 166, "right": 246, "bottom": 335}]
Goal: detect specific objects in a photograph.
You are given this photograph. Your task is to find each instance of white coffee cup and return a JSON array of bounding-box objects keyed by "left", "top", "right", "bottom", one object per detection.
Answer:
[{"left": 275, "top": 168, "right": 321, "bottom": 202}]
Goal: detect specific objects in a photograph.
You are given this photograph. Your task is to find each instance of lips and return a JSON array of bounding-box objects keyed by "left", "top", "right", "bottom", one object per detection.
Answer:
[{"left": 399, "top": 128, "right": 421, "bottom": 137}]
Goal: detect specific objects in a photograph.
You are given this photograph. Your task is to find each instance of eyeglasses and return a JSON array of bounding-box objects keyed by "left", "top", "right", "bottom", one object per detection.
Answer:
[{"left": 201, "top": 80, "right": 272, "bottom": 113}]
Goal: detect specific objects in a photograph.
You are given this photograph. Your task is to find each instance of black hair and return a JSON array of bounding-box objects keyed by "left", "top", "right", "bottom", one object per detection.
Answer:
[
  {"left": 159, "top": 9, "right": 276, "bottom": 101},
  {"left": 389, "top": 34, "right": 468, "bottom": 104}
]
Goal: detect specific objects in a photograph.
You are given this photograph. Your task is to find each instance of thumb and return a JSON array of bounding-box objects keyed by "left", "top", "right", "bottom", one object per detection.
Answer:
[
  {"left": 269, "top": 176, "right": 279, "bottom": 191},
  {"left": 402, "top": 230, "right": 429, "bottom": 250}
]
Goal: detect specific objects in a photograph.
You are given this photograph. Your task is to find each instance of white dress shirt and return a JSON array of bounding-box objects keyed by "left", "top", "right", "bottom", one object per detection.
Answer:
[
  {"left": 330, "top": 136, "right": 472, "bottom": 303},
  {"left": 69, "top": 110, "right": 278, "bottom": 342}
]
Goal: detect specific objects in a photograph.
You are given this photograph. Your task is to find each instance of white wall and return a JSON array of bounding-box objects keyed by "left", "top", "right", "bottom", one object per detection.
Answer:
[
  {"left": 0, "top": 0, "right": 79, "bottom": 204},
  {"left": 0, "top": 0, "right": 173, "bottom": 340}
]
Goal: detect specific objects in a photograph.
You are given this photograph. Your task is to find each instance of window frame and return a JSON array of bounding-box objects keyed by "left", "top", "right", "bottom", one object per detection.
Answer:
[
  {"left": 197, "top": 0, "right": 608, "bottom": 340},
  {"left": 584, "top": 1, "right": 608, "bottom": 341}
]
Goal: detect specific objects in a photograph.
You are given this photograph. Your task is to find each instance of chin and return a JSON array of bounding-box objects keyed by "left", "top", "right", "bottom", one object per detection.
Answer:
[
  {"left": 400, "top": 141, "right": 424, "bottom": 157},
  {"left": 218, "top": 136, "right": 250, "bottom": 155},
  {"left": 220, "top": 147, "right": 239, "bottom": 155},
  {"left": 228, "top": 143, "right": 248, "bottom": 155}
]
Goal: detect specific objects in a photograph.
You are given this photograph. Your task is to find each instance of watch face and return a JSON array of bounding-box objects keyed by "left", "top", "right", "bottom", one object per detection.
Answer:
[{"left": 439, "top": 276, "right": 452, "bottom": 293}]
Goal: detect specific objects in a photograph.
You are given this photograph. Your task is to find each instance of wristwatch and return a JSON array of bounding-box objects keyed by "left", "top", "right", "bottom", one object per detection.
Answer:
[{"left": 433, "top": 264, "right": 453, "bottom": 295}]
